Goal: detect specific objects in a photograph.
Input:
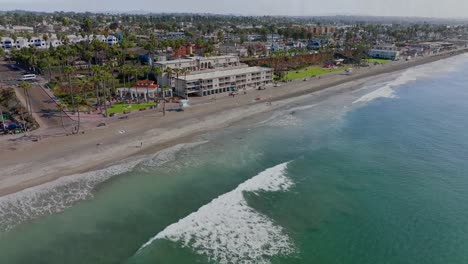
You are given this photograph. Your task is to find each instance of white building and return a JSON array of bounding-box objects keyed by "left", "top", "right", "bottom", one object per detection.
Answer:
[
  {"left": 12, "top": 26, "right": 34, "bottom": 33},
  {"left": 1, "top": 33, "right": 123, "bottom": 51},
  {"left": 369, "top": 45, "right": 400, "bottom": 60},
  {"left": 1, "top": 36, "right": 60, "bottom": 50},
  {"left": 155, "top": 55, "right": 241, "bottom": 87},
  {"left": 48, "top": 38, "right": 63, "bottom": 48},
  {"left": 29, "top": 37, "right": 48, "bottom": 49},
  {"left": 106, "top": 35, "right": 119, "bottom": 46},
  {"left": 116, "top": 80, "right": 172, "bottom": 101},
  {"left": 0, "top": 37, "right": 14, "bottom": 49},
  {"left": 67, "top": 34, "right": 87, "bottom": 43},
  {"left": 9, "top": 37, "right": 30, "bottom": 49},
  {"left": 174, "top": 66, "right": 273, "bottom": 97}
]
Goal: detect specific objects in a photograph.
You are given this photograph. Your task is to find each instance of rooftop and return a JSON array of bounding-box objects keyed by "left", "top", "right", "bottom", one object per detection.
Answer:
[
  {"left": 180, "top": 66, "right": 272, "bottom": 82},
  {"left": 155, "top": 55, "right": 239, "bottom": 66}
]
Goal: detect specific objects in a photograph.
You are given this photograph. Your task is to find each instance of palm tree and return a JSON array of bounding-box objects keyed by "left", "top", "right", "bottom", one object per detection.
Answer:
[
  {"left": 152, "top": 67, "right": 163, "bottom": 99},
  {"left": 163, "top": 67, "right": 175, "bottom": 98},
  {"left": 64, "top": 66, "right": 76, "bottom": 112},
  {"left": 123, "top": 64, "right": 133, "bottom": 96},
  {"left": 119, "top": 38, "right": 131, "bottom": 66},
  {"left": 173, "top": 68, "right": 181, "bottom": 97},
  {"left": 56, "top": 102, "right": 71, "bottom": 134},
  {"left": 140, "top": 66, "right": 152, "bottom": 102},
  {"left": 131, "top": 67, "right": 142, "bottom": 102},
  {"left": 140, "top": 65, "right": 150, "bottom": 80},
  {"left": 164, "top": 66, "right": 174, "bottom": 91},
  {"left": 144, "top": 33, "right": 158, "bottom": 68},
  {"left": 40, "top": 51, "right": 54, "bottom": 81},
  {"left": 27, "top": 47, "right": 38, "bottom": 74},
  {"left": 180, "top": 68, "right": 190, "bottom": 98},
  {"left": 19, "top": 81, "right": 32, "bottom": 134},
  {"left": 100, "top": 70, "right": 113, "bottom": 117},
  {"left": 91, "top": 65, "right": 102, "bottom": 107},
  {"left": 76, "top": 77, "right": 92, "bottom": 113},
  {"left": 64, "top": 65, "right": 81, "bottom": 133}
]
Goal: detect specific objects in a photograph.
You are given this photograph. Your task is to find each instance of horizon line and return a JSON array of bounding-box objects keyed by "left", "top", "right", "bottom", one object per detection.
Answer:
[{"left": 1, "top": 9, "right": 468, "bottom": 21}]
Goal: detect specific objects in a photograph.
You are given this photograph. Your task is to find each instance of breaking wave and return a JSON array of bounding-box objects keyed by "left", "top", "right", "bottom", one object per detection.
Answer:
[
  {"left": 354, "top": 54, "right": 467, "bottom": 104},
  {"left": 138, "top": 162, "right": 295, "bottom": 264},
  {"left": 0, "top": 142, "right": 208, "bottom": 233}
]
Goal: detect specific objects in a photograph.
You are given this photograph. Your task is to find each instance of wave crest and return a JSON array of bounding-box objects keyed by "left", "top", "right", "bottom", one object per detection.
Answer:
[
  {"left": 0, "top": 142, "right": 207, "bottom": 233},
  {"left": 138, "top": 162, "right": 295, "bottom": 264}
]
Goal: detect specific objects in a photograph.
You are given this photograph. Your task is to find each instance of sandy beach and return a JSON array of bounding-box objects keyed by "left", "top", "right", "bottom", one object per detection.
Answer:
[{"left": 0, "top": 48, "right": 466, "bottom": 197}]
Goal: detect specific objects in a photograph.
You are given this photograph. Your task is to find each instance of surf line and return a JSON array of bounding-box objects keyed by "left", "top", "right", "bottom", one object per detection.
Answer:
[{"left": 137, "top": 162, "right": 295, "bottom": 263}]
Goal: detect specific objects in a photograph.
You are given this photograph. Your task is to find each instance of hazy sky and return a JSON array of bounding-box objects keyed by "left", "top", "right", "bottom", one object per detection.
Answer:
[{"left": 1, "top": 0, "right": 467, "bottom": 18}]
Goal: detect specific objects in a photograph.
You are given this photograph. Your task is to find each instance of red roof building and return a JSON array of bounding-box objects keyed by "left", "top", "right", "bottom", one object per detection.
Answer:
[
  {"left": 133, "top": 80, "right": 158, "bottom": 89},
  {"left": 172, "top": 43, "right": 195, "bottom": 57}
]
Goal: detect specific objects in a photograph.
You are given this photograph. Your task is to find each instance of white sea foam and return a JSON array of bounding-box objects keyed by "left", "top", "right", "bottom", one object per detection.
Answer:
[
  {"left": 354, "top": 55, "right": 467, "bottom": 104},
  {"left": 138, "top": 162, "right": 295, "bottom": 264},
  {"left": 0, "top": 141, "right": 208, "bottom": 233},
  {"left": 352, "top": 67, "right": 421, "bottom": 103},
  {"left": 258, "top": 103, "right": 319, "bottom": 128}
]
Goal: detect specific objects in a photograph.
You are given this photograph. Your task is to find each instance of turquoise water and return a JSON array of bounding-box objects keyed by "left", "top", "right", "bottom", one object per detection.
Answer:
[{"left": 1, "top": 55, "right": 468, "bottom": 263}]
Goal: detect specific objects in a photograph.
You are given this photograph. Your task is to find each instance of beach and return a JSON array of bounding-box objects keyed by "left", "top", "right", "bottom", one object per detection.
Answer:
[
  {"left": 0, "top": 48, "right": 466, "bottom": 197},
  {"left": 2, "top": 49, "right": 468, "bottom": 264}
]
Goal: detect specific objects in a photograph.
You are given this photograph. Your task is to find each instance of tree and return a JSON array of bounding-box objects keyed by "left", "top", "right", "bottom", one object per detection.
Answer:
[
  {"left": 100, "top": 69, "right": 113, "bottom": 117},
  {"left": 64, "top": 65, "right": 81, "bottom": 133},
  {"left": 173, "top": 68, "right": 181, "bottom": 97},
  {"left": 153, "top": 67, "right": 162, "bottom": 98},
  {"left": 119, "top": 38, "right": 131, "bottom": 66},
  {"left": 217, "top": 31, "right": 224, "bottom": 43},
  {"left": 163, "top": 67, "right": 174, "bottom": 99},
  {"left": 109, "top": 22, "right": 119, "bottom": 31},
  {"left": 144, "top": 33, "right": 158, "bottom": 68},
  {"left": 81, "top": 18, "right": 94, "bottom": 34},
  {"left": 91, "top": 38, "right": 108, "bottom": 66},
  {"left": 42, "top": 33, "right": 49, "bottom": 43},
  {"left": 131, "top": 67, "right": 143, "bottom": 102},
  {"left": 39, "top": 51, "right": 54, "bottom": 81},
  {"left": 75, "top": 77, "right": 92, "bottom": 113},
  {"left": 180, "top": 68, "right": 190, "bottom": 98},
  {"left": 91, "top": 65, "right": 102, "bottom": 107},
  {"left": 19, "top": 81, "right": 32, "bottom": 134}
]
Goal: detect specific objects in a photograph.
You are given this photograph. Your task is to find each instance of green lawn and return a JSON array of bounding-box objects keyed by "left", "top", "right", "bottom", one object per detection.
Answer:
[
  {"left": 107, "top": 102, "right": 157, "bottom": 115},
  {"left": 367, "top": 58, "right": 392, "bottom": 64},
  {"left": 282, "top": 67, "right": 348, "bottom": 81}
]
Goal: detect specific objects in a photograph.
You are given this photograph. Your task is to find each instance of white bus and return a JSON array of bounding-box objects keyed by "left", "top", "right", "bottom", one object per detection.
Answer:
[{"left": 19, "top": 74, "right": 36, "bottom": 81}]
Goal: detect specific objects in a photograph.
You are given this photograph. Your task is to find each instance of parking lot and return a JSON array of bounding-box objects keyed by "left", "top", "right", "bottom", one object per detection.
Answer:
[{"left": 0, "top": 62, "right": 24, "bottom": 83}]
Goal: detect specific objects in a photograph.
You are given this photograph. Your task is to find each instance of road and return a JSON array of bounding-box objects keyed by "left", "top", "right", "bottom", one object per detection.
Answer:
[
  {"left": 0, "top": 62, "right": 74, "bottom": 131},
  {"left": 16, "top": 83, "right": 74, "bottom": 130}
]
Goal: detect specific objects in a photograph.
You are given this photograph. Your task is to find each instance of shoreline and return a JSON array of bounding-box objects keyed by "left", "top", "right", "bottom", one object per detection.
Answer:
[{"left": 0, "top": 49, "right": 466, "bottom": 197}]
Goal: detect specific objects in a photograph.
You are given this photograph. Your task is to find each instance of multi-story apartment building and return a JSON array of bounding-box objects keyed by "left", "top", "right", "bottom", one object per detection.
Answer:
[
  {"left": 369, "top": 45, "right": 400, "bottom": 60},
  {"left": 174, "top": 66, "right": 273, "bottom": 97},
  {"left": 155, "top": 55, "right": 241, "bottom": 87},
  {"left": 0, "top": 34, "right": 119, "bottom": 51},
  {"left": 0, "top": 37, "right": 40, "bottom": 49},
  {"left": 307, "top": 25, "right": 337, "bottom": 35}
]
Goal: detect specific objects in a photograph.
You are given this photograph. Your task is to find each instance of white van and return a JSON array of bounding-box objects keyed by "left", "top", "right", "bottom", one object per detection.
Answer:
[{"left": 19, "top": 74, "right": 36, "bottom": 81}]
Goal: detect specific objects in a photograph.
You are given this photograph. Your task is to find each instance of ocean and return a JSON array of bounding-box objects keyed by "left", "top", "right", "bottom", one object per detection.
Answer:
[{"left": 1, "top": 54, "right": 468, "bottom": 264}]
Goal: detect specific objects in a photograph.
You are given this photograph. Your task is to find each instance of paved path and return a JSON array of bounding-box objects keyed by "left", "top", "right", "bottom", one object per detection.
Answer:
[{"left": 15, "top": 83, "right": 75, "bottom": 130}]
